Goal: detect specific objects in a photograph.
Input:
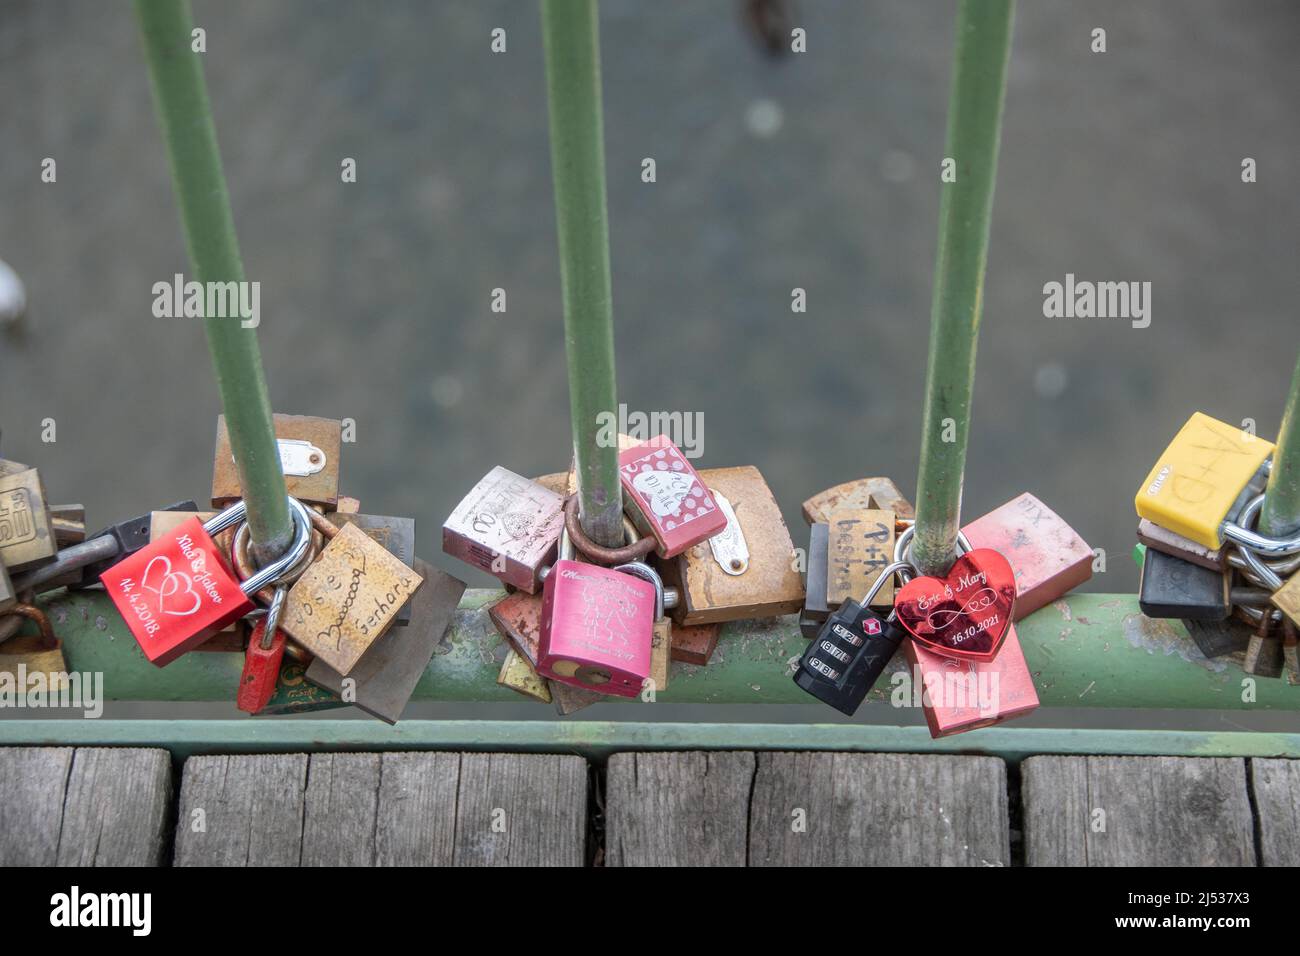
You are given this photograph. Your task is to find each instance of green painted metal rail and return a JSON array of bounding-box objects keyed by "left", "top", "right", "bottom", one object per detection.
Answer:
[
  {"left": 1262, "top": 349, "right": 1300, "bottom": 536},
  {"left": 912, "top": 0, "right": 1014, "bottom": 575},
  {"left": 135, "top": 0, "right": 290, "bottom": 561},
  {"left": 1, "top": 720, "right": 1296, "bottom": 764},
  {"left": 28, "top": 588, "right": 1300, "bottom": 712},
  {"left": 542, "top": 0, "right": 622, "bottom": 547}
]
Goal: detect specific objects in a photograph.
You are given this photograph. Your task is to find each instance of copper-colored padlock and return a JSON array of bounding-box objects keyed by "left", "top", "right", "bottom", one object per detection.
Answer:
[
  {"left": 212, "top": 413, "right": 342, "bottom": 509},
  {"left": 659, "top": 466, "right": 805, "bottom": 626},
  {"left": 0, "top": 603, "right": 69, "bottom": 693},
  {"left": 802, "top": 476, "right": 915, "bottom": 524}
]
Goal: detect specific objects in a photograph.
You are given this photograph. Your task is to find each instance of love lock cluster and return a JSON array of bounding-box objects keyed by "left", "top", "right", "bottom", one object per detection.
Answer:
[
  {"left": 1136, "top": 411, "right": 1300, "bottom": 682},
  {"left": 1, "top": 415, "right": 466, "bottom": 723}
]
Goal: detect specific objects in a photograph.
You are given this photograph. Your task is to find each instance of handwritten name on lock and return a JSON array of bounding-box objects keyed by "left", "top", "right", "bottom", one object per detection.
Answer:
[{"left": 283, "top": 523, "right": 424, "bottom": 675}]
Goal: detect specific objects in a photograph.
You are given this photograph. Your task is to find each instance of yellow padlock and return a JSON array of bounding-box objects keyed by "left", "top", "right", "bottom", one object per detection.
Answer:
[{"left": 1135, "top": 412, "right": 1273, "bottom": 549}]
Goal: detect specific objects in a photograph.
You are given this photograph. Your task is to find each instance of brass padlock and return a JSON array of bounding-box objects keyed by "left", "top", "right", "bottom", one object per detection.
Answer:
[
  {"left": 50, "top": 504, "right": 86, "bottom": 546},
  {"left": 1243, "top": 612, "right": 1283, "bottom": 678},
  {"left": 802, "top": 476, "right": 915, "bottom": 524},
  {"left": 0, "top": 563, "right": 15, "bottom": 615},
  {"left": 281, "top": 523, "right": 424, "bottom": 676},
  {"left": 305, "top": 556, "right": 465, "bottom": 724},
  {"left": 657, "top": 466, "right": 805, "bottom": 626},
  {"left": 0, "top": 467, "right": 57, "bottom": 571},
  {"left": 0, "top": 604, "right": 68, "bottom": 694},
  {"left": 327, "top": 513, "right": 417, "bottom": 625},
  {"left": 212, "top": 413, "right": 343, "bottom": 508},
  {"left": 826, "top": 507, "right": 896, "bottom": 610},
  {"left": 498, "top": 649, "right": 552, "bottom": 703}
]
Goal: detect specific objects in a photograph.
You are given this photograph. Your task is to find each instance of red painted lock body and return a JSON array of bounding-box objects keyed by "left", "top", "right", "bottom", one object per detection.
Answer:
[
  {"left": 237, "top": 621, "right": 285, "bottom": 714},
  {"left": 100, "top": 515, "right": 254, "bottom": 667},
  {"left": 537, "top": 559, "right": 654, "bottom": 698},
  {"left": 961, "top": 492, "right": 1093, "bottom": 620},
  {"left": 618, "top": 436, "right": 726, "bottom": 558},
  {"left": 903, "top": 623, "right": 1039, "bottom": 738}
]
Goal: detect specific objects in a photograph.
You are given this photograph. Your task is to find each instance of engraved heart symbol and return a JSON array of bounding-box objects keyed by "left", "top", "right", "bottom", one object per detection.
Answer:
[
  {"left": 894, "top": 549, "right": 1015, "bottom": 661},
  {"left": 141, "top": 555, "right": 202, "bottom": 617},
  {"left": 632, "top": 468, "right": 696, "bottom": 518}
]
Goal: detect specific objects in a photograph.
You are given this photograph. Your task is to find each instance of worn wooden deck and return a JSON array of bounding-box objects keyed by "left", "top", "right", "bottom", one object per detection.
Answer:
[{"left": 2, "top": 747, "right": 1295, "bottom": 866}]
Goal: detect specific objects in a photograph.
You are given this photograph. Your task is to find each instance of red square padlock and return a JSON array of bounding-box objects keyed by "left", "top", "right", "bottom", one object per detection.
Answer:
[
  {"left": 538, "top": 559, "right": 655, "bottom": 698},
  {"left": 618, "top": 436, "right": 726, "bottom": 558},
  {"left": 903, "top": 623, "right": 1039, "bottom": 738},
  {"left": 101, "top": 515, "right": 254, "bottom": 666},
  {"left": 961, "top": 493, "right": 1093, "bottom": 619}
]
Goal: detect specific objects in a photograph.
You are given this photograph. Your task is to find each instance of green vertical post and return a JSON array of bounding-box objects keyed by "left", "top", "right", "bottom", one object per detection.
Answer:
[
  {"left": 911, "top": 0, "right": 1015, "bottom": 576},
  {"left": 541, "top": 0, "right": 623, "bottom": 548},
  {"left": 135, "top": 0, "right": 290, "bottom": 561},
  {"left": 1261, "top": 351, "right": 1300, "bottom": 536}
]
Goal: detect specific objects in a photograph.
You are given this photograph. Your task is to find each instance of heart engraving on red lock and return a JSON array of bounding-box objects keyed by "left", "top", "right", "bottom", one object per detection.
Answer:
[
  {"left": 894, "top": 549, "right": 1016, "bottom": 661},
  {"left": 142, "top": 556, "right": 202, "bottom": 617}
]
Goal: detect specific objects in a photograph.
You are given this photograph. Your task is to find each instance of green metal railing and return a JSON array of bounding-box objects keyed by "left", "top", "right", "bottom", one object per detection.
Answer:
[
  {"left": 912, "top": 0, "right": 1014, "bottom": 576},
  {"left": 7, "top": 586, "right": 1300, "bottom": 760},
  {"left": 542, "top": 0, "right": 623, "bottom": 548},
  {"left": 135, "top": 0, "right": 290, "bottom": 563},
  {"left": 1262, "top": 350, "right": 1300, "bottom": 537},
  {"left": 9, "top": 0, "right": 1296, "bottom": 763}
]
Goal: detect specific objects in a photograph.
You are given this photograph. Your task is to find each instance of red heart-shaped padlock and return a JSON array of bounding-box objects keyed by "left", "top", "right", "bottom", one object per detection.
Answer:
[{"left": 894, "top": 549, "right": 1016, "bottom": 661}]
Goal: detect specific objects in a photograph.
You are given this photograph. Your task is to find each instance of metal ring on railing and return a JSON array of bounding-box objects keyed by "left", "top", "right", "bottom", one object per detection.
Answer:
[
  {"left": 562, "top": 495, "right": 655, "bottom": 565},
  {"left": 893, "top": 525, "right": 973, "bottom": 567},
  {"left": 1221, "top": 494, "right": 1300, "bottom": 557}
]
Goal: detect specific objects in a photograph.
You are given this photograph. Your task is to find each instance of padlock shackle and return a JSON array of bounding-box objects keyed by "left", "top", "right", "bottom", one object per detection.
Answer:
[
  {"left": 1223, "top": 494, "right": 1300, "bottom": 557},
  {"left": 860, "top": 561, "right": 914, "bottom": 609},
  {"left": 563, "top": 495, "right": 655, "bottom": 565},
  {"left": 1, "top": 602, "right": 58, "bottom": 651},
  {"left": 612, "top": 561, "right": 665, "bottom": 619},
  {"left": 893, "top": 526, "right": 973, "bottom": 567},
  {"left": 237, "top": 497, "right": 314, "bottom": 596}
]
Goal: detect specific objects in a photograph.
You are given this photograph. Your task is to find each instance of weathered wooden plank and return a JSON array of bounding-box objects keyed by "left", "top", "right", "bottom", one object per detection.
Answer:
[
  {"left": 453, "top": 753, "right": 587, "bottom": 866},
  {"left": 748, "top": 752, "right": 1009, "bottom": 866},
  {"left": 57, "top": 748, "right": 172, "bottom": 866},
  {"left": 301, "top": 753, "right": 381, "bottom": 867},
  {"left": 0, "top": 747, "right": 172, "bottom": 866},
  {"left": 1022, "top": 756, "right": 1255, "bottom": 866},
  {"left": 174, "top": 754, "right": 308, "bottom": 866},
  {"left": 605, "top": 751, "right": 755, "bottom": 866},
  {"left": 1250, "top": 758, "right": 1300, "bottom": 867},
  {"left": 0, "top": 747, "right": 73, "bottom": 865},
  {"left": 174, "top": 751, "right": 584, "bottom": 866},
  {"left": 1020, "top": 754, "right": 1089, "bottom": 865},
  {"left": 375, "top": 752, "right": 460, "bottom": 866},
  {"left": 301, "top": 752, "right": 464, "bottom": 866}
]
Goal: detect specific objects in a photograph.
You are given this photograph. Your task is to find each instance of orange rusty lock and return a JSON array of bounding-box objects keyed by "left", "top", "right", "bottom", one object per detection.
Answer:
[{"left": 0, "top": 602, "right": 69, "bottom": 692}]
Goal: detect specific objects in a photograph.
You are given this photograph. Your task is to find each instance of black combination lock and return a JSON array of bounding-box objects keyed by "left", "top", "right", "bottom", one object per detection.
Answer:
[{"left": 794, "top": 560, "right": 909, "bottom": 716}]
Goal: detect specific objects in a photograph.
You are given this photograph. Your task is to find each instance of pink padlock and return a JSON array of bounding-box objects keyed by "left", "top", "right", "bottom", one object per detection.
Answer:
[
  {"left": 618, "top": 435, "right": 726, "bottom": 558},
  {"left": 537, "top": 536, "right": 656, "bottom": 698}
]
